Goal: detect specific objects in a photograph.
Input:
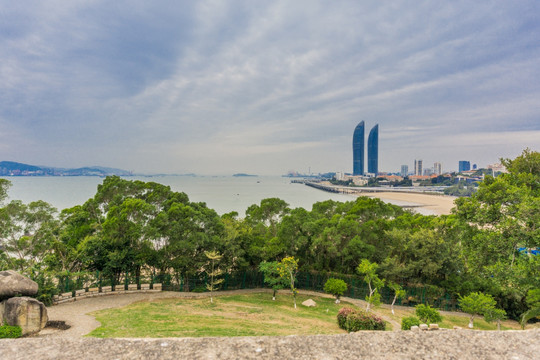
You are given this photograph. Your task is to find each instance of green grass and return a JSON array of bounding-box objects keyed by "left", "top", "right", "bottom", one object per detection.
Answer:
[
  {"left": 88, "top": 293, "right": 357, "bottom": 338},
  {"left": 88, "top": 292, "right": 525, "bottom": 338}
]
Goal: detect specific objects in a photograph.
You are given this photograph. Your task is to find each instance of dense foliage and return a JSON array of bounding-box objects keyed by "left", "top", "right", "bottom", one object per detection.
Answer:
[
  {"left": 337, "top": 307, "right": 356, "bottom": 329},
  {"left": 415, "top": 304, "right": 443, "bottom": 324},
  {"left": 0, "top": 149, "right": 539, "bottom": 322},
  {"left": 324, "top": 278, "right": 348, "bottom": 302},
  {"left": 0, "top": 325, "right": 22, "bottom": 338},
  {"left": 340, "top": 309, "right": 386, "bottom": 331},
  {"left": 401, "top": 316, "right": 421, "bottom": 330}
]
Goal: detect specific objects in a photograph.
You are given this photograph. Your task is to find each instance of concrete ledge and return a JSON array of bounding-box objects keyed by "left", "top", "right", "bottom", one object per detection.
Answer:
[{"left": 1, "top": 329, "right": 538, "bottom": 360}]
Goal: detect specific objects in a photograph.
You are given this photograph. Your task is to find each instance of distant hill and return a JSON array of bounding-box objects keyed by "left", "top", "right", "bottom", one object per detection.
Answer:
[{"left": 0, "top": 161, "right": 132, "bottom": 177}]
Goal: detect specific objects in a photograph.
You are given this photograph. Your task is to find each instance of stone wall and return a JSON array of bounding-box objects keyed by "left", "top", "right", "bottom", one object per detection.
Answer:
[{"left": 52, "top": 283, "right": 162, "bottom": 305}]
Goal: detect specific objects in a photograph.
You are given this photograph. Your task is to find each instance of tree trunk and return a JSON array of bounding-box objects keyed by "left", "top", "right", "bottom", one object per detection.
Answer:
[{"left": 184, "top": 274, "right": 190, "bottom": 292}]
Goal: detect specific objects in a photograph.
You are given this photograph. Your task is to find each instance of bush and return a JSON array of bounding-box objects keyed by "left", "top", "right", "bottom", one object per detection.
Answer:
[
  {"left": 345, "top": 311, "right": 386, "bottom": 331},
  {"left": 337, "top": 307, "right": 356, "bottom": 329},
  {"left": 415, "top": 304, "right": 442, "bottom": 324},
  {"left": 401, "top": 316, "right": 421, "bottom": 330},
  {"left": 324, "top": 278, "right": 348, "bottom": 301},
  {"left": 0, "top": 325, "right": 22, "bottom": 338}
]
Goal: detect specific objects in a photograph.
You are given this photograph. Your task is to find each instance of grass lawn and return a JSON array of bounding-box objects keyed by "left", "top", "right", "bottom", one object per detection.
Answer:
[
  {"left": 88, "top": 292, "right": 526, "bottom": 338},
  {"left": 88, "top": 293, "right": 358, "bottom": 338}
]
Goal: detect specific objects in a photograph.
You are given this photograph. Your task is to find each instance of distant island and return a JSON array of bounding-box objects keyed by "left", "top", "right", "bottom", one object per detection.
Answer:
[
  {"left": 232, "top": 173, "right": 258, "bottom": 177},
  {"left": 0, "top": 161, "right": 132, "bottom": 177}
]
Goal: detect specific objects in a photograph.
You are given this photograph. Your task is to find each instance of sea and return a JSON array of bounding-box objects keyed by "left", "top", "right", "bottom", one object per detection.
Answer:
[{"left": 1, "top": 176, "right": 359, "bottom": 215}]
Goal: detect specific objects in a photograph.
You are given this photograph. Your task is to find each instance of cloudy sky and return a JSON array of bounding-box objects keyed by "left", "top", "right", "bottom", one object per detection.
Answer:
[{"left": 1, "top": 1, "right": 539, "bottom": 175}]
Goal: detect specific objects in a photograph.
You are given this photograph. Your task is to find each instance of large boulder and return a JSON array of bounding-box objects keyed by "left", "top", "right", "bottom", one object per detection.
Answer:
[
  {"left": 0, "top": 270, "right": 38, "bottom": 299},
  {"left": 2, "top": 297, "right": 48, "bottom": 335}
]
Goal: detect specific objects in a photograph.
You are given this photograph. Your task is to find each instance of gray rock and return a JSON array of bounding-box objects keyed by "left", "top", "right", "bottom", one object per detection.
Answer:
[
  {"left": 410, "top": 325, "right": 420, "bottom": 331},
  {"left": 301, "top": 299, "right": 317, "bottom": 307},
  {"left": 0, "top": 270, "right": 38, "bottom": 299},
  {"left": 0, "top": 300, "right": 4, "bottom": 326},
  {"left": 419, "top": 324, "right": 429, "bottom": 331},
  {"left": 2, "top": 297, "right": 48, "bottom": 335}
]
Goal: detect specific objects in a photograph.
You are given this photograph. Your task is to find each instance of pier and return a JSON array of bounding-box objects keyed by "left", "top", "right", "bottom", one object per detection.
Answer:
[{"left": 301, "top": 181, "right": 446, "bottom": 196}]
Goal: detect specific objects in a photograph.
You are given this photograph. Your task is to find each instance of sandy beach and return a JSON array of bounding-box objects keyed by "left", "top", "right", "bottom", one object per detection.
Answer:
[{"left": 363, "top": 192, "right": 457, "bottom": 215}]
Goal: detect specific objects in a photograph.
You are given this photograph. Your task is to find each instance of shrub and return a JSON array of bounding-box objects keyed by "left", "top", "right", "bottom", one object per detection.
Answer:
[
  {"left": 337, "top": 307, "right": 356, "bottom": 329},
  {"left": 0, "top": 325, "right": 23, "bottom": 338},
  {"left": 324, "top": 278, "right": 348, "bottom": 302},
  {"left": 345, "top": 311, "right": 386, "bottom": 331},
  {"left": 401, "top": 316, "right": 421, "bottom": 330},
  {"left": 415, "top": 304, "right": 442, "bottom": 324}
]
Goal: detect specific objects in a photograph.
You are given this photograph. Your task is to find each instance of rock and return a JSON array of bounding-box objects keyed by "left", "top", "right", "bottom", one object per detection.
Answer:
[
  {"left": 453, "top": 326, "right": 462, "bottom": 330},
  {"left": 2, "top": 297, "right": 48, "bottom": 335},
  {"left": 302, "top": 299, "right": 317, "bottom": 307},
  {"left": 0, "top": 300, "right": 4, "bottom": 326},
  {"left": 0, "top": 270, "right": 38, "bottom": 299},
  {"left": 429, "top": 324, "right": 439, "bottom": 330},
  {"left": 410, "top": 326, "right": 420, "bottom": 331},
  {"left": 419, "top": 324, "right": 429, "bottom": 331}
]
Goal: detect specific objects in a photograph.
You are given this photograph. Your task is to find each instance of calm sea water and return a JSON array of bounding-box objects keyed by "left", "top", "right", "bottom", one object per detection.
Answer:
[{"left": 1, "top": 176, "right": 358, "bottom": 215}]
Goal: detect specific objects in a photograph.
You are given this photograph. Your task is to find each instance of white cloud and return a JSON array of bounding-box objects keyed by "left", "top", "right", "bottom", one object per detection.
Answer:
[{"left": 0, "top": 1, "right": 539, "bottom": 174}]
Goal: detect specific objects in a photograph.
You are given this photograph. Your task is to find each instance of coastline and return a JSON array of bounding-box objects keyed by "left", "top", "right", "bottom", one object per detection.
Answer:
[{"left": 362, "top": 191, "right": 457, "bottom": 215}]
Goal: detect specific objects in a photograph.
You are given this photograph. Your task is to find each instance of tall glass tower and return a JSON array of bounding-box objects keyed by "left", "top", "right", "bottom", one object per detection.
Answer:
[
  {"left": 352, "top": 121, "right": 365, "bottom": 175},
  {"left": 367, "top": 124, "right": 379, "bottom": 174}
]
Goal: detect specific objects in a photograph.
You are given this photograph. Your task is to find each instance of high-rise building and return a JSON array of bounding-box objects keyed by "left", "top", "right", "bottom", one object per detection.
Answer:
[
  {"left": 459, "top": 161, "right": 471, "bottom": 172},
  {"left": 367, "top": 124, "right": 379, "bottom": 174},
  {"left": 414, "top": 159, "right": 423, "bottom": 176},
  {"left": 400, "top": 165, "right": 408, "bottom": 177},
  {"left": 352, "top": 121, "right": 365, "bottom": 175},
  {"left": 434, "top": 162, "right": 442, "bottom": 175}
]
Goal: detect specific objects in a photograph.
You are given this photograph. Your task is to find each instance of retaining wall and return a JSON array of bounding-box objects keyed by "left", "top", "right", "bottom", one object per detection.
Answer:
[{"left": 52, "top": 283, "right": 162, "bottom": 305}]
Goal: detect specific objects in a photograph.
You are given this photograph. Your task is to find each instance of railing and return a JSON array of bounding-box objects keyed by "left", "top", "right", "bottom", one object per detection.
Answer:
[{"left": 53, "top": 270, "right": 458, "bottom": 311}]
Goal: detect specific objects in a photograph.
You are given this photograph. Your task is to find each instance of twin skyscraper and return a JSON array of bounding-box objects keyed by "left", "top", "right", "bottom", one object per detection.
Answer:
[{"left": 352, "top": 121, "right": 378, "bottom": 175}]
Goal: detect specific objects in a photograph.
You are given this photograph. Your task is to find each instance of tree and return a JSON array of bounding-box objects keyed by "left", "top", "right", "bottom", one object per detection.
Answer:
[
  {"left": 259, "top": 261, "right": 288, "bottom": 300},
  {"left": 204, "top": 250, "right": 223, "bottom": 303},
  {"left": 521, "top": 288, "right": 540, "bottom": 329},
  {"left": 357, "top": 259, "right": 385, "bottom": 312},
  {"left": 0, "top": 179, "right": 10, "bottom": 204},
  {"left": 388, "top": 282, "right": 406, "bottom": 315},
  {"left": 484, "top": 308, "right": 507, "bottom": 330},
  {"left": 0, "top": 200, "right": 58, "bottom": 273},
  {"left": 453, "top": 149, "right": 540, "bottom": 317},
  {"left": 324, "top": 278, "right": 348, "bottom": 303},
  {"left": 458, "top": 292, "right": 496, "bottom": 329},
  {"left": 415, "top": 304, "right": 443, "bottom": 324},
  {"left": 277, "top": 256, "right": 298, "bottom": 308}
]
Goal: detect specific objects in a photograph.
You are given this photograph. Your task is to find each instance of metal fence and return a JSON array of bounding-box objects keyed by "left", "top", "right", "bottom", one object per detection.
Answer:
[{"left": 55, "top": 270, "right": 458, "bottom": 311}]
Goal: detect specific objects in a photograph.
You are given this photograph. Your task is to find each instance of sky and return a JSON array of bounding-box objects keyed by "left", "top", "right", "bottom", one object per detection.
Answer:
[{"left": 1, "top": 1, "right": 539, "bottom": 175}]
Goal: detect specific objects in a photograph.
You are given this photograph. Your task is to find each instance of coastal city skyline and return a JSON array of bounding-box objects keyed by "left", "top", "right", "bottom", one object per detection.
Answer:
[{"left": 1, "top": 2, "right": 539, "bottom": 175}]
